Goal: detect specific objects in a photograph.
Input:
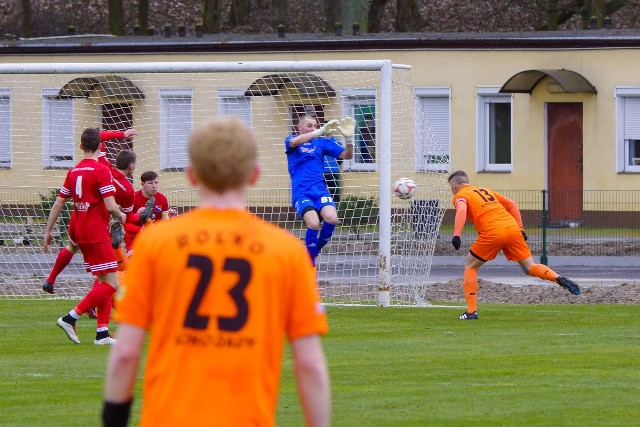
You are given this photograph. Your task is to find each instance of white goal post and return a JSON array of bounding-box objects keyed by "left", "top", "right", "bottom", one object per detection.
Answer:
[{"left": 0, "top": 60, "right": 451, "bottom": 306}]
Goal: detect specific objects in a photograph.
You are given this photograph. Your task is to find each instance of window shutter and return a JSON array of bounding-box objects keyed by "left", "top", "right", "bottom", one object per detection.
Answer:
[
  {"left": 43, "top": 97, "right": 74, "bottom": 167},
  {"left": 418, "top": 96, "right": 450, "bottom": 169},
  {"left": 0, "top": 96, "right": 11, "bottom": 167},
  {"left": 220, "top": 97, "right": 252, "bottom": 127},
  {"left": 161, "top": 92, "right": 192, "bottom": 169},
  {"left": 623, "top": 97, "right": 640, "bottom": 139}
]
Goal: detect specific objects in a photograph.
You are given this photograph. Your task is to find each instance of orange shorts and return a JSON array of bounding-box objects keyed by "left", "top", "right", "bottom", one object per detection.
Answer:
[{"left": 470, "top": 225, "right": 531, "bottom": 262}]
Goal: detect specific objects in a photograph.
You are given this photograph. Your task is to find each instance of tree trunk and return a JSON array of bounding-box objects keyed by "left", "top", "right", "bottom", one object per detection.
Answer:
[
  {"left": 138, "top": 0, "right": 149, "bottom": 32},
  {"left": 368, "top": 0, "right": 388, "bottom": 33},
  {"left": 324, "top": 0, "right": 340, "bottom": 33},
  {"left": 395, "top": 0, "right": 423, "bottom": 32},
  {"left": 271, "top": 0, "right": 287, "bottom": 30},
  {"left": 230, "top": 0, "right": 251, "bottom": 27},
  {"left": 107, "top": 0, "right": 124, "bottom": 35},
  {"left": 21, "top": 0, "right": 32, "bottom": 38},
  {"left": 203, "top": 0, "right": 222, "bottom": 33},
  {"left": 342, "top": 0, "right": 369, "bottom": 32},
  {"left": 547, "top": 0, "right": 559, "bottom": 30}
]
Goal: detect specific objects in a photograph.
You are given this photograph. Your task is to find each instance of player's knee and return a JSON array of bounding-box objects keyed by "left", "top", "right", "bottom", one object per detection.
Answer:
[{"left": 305, "top": 217, "right": 321, "bottom": 230}]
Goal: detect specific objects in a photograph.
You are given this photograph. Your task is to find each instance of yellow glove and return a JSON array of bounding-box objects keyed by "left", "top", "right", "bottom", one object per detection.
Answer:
[
  {"left": 336, "top": 116, "right": 356, "bottom": 143},
  {"left": 312, "top": 119, "right": 339, "bottom": 137}
]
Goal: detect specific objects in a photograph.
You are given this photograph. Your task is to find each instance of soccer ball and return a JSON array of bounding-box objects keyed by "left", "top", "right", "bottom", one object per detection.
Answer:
[{"left": 393, "top": 177, "right": 416, "bottom": 200}]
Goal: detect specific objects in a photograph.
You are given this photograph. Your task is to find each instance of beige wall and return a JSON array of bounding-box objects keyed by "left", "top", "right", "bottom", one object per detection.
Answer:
[{"left": 1, "top": 46, "right": 639, "bottom": 203}]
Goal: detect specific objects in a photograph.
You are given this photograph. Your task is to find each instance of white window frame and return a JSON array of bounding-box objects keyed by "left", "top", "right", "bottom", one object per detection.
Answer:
[
  {"left": 0, "top": 89, "right": 11, "bottom": 169},
  {"left": 218, "top": 89, "right": 252, "bottom": 128},
  {"left": 476, "top": 87, "right": 513, "bottom": 172},
  {"left": 415, "top": 87, "right": 451, "bottom": 172},
  {"left": 42, "top": 89, "right": 74, "bottom": 168},
  {"left": 341, "top": 88, "right": 377, "bottom": 172},
  {"left": 160, "top": 88, "right": 192, "bottom": 170},
  {"left": 615, "top": 87, "right": 640, "bottom": 173}
]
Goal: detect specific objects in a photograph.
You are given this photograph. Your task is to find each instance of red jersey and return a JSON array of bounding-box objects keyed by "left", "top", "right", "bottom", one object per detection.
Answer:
[
  {"left": 124, "top": 191, "right": 171, "bottom": 250},
  {"left": 111, "top": 168, "right": 135, "bottom": 216},
  {"left": 59, "top": 158, "right": 115, "bottom": 244},
  {"left": 98, "top": 130, "right": 126, "bottom": 167}
]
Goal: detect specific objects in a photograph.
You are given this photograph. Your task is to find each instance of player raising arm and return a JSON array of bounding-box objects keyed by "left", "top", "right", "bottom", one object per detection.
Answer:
[
  {"left": 285, "top": 114, "right": 355, "bottom": 266},
  {"left": 44, "top": 128, "right": 126, "bottom": 345},
  {"left": 43, "top": 129, "right": 137, "bottom": 295},
  {"left": 448, "top": 170, "right": 580, "bottom": 320},
  {"left": 103, "top": 117, "right": 330, "bottom": 427}
]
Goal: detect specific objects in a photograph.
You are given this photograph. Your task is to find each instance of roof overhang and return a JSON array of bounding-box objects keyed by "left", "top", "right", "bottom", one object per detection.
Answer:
[
  {"left": 244, "top": 73, "right": 336, "bottom": 97},
  {"left": 499, "top": 69, "right": 597, "bottom": 94},
  {"left": 57, "top": 75, "right": 145, "bottom": 100}
]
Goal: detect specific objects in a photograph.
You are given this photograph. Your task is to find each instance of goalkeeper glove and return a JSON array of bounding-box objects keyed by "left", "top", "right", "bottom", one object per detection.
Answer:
[
  {"left": 336, "top": 116, "right": 357, "bottom": 144},
  {"left": 451, "top": 236, "right": 461, "bottom": 250},
  {"left": 521, "top": 230, "right": 528, "bottom": 241},
  {"left": 312, "top": 119, "right": 339, "bottom": 138}
]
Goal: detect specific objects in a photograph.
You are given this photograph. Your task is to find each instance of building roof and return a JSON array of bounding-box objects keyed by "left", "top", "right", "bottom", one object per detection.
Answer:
[{"left": 3, "top": 29, "right": 640, "bottom": 55}]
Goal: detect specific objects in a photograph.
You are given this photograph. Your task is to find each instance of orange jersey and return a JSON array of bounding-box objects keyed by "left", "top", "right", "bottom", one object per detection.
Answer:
[
  {"left": 452, "top": 184, "right": 519, "bottom": 235},
  {"left": 115, "top": 208, "right": 328, "bottom": 427}
]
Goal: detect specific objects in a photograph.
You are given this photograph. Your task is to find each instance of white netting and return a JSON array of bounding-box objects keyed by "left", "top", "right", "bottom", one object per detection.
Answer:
[{"left": 0, "top": 61, "right": 451, "bottom": 306}]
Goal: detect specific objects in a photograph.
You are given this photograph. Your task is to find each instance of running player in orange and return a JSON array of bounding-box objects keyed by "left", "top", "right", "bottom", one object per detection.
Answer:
[
  {"left": 448, "top": 170, "right": 580, "bottom": 320},
  {"left": 103, "top": 117, "right": 331, "bottom": 427}
]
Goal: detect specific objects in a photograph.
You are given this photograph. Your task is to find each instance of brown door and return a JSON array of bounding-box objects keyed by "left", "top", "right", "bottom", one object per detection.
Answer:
[
  {"left": 546, "top": 102, "right": 583, "bottom": 226},
  {"left": 101, "top": 103, "right": 133, "bottom": 165}
]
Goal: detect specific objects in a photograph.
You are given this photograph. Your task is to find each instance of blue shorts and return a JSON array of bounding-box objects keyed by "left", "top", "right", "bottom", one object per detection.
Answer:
[{"left": 293, "top": 184, "right": 335, "bottom": 217}]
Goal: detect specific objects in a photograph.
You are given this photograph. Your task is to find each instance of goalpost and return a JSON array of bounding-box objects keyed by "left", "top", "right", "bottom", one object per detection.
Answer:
[{"left": 0, "top": 60, "right": 451, "bottom": 306}]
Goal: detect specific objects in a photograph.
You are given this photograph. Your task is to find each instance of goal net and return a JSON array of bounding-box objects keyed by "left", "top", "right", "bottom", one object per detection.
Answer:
[{"left": 0, "top": 60, "right": 451, "bottom": 306}]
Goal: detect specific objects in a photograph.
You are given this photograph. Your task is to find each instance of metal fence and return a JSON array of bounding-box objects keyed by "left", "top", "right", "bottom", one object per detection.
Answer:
[
  {"left": 1, "top": 187, "right": 639, "bottom": 257},
  {"left": 439, "top": 189, "right": 640, "bottom": 257}
]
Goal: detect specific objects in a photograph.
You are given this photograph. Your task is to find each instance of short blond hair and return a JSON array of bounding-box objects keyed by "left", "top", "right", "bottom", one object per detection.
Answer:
[
  {"left": 447, "top": 170, "right": 469, "bottom": 185},
  {"left": 188, "top": 117, "right": 257, "bottom": 192}
]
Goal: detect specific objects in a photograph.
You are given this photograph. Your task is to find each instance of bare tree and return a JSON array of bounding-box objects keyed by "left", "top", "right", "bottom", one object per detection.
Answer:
[
  {"left": 21, "top": 0, "right": 32, "bottom": 37},
  {"left": 107, "top": 0, "right": 124, "bottom": 35},
  {"left": 271, "top": 0, "right": 287, "bottom": 30},
  {"left": 203, "top": 0, "right": 222, "bottom": 33},
  {"left": 324, "top": 0, "right": 340, "bottom": 33},
  {"left": 230, "top": 0, "right": 251, "bottom": 27},
  {"left": 396, "top": 0, "right": 423, "bottom": 31},
  {"left": 138, "top": 0, "right": 149, "bottom": 32}
]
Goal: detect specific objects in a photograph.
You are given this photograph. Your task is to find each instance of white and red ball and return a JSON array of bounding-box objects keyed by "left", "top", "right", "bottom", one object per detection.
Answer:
[{"left": 393, "top": 177, "right": 416, "bottom": 200}]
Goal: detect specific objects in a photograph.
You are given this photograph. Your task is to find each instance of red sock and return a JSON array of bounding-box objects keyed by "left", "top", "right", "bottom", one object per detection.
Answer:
[
  {"left": 74, "top": 281, "right": 116, "bottom": 317},
  {"left": 463, "top": 268, "right": 478, "bottom": 313},
  {"left": 46, "top": 247, "right": 74, "bottom": 284},
  {"left": 96, "top": 291, "right": 114, "bottom": 329}
]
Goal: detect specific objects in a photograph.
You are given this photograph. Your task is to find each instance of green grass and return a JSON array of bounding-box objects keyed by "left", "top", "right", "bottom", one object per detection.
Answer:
[{"left": 1, "top": 301, "right": 639, "bottom": 426}]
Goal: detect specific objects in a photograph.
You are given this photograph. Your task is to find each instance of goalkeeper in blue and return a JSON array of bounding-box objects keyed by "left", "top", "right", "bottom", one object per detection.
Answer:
[{"left": 285, "top": 115, "right": 355, "bottom": 266}]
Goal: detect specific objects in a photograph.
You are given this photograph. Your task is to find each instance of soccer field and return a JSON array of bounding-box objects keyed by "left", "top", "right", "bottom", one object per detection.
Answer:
[{"left": 0, "top": 300, "right": 638, "bottom": 426}]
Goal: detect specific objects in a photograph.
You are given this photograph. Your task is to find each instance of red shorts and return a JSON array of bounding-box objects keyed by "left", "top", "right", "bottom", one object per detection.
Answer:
[
  {"left": 470, "top": 225, "right": 531, "bottom": 262},
  {"left": 78, "top": 241, "right": 118, "bottom": 275}
]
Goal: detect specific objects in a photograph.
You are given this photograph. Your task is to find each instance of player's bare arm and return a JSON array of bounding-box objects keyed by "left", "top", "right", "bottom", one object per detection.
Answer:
[
  {"left": 43, "top": 196, "right": 68, "bottom": 253},
  {"left": 104, "top": 196, "right": 126, "bottom": 223},
  {"left": 292, "top": 335, "right": 331, "bottom": 427}
]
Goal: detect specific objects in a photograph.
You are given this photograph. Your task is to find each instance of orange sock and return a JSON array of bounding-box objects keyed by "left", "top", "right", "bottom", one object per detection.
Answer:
[
  {"left": 527, "top": 264, "right": 560, "bottom": 283},
  {"left": 114, "top": 246, "right": 128, "bottom": 271},
  {"left": 463, "top": 268, "right": 478, "bottom": 313}
]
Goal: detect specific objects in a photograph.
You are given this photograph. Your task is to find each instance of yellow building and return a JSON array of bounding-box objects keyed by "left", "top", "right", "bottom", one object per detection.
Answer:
[{"left": 1, "top": 29, "right": 639, "bottom": 226}]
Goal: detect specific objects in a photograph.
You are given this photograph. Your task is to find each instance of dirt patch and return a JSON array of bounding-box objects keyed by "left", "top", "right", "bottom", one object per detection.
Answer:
[{"left": 426, "top": 280, "right": 640, "bottom": 304}]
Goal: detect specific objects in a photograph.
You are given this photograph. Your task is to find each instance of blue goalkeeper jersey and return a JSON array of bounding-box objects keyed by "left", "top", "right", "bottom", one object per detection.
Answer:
[{"left": 285, "top": 134, "right": 344, "bottom": 200}]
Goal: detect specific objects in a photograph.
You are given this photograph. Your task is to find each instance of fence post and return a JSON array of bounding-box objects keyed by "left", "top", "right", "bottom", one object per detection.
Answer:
[{"left": 541, "top": 189, "right": 548, "bottom": 265}]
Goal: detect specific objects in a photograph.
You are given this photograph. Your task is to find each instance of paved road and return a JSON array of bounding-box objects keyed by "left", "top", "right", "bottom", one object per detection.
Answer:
[
  {"left": 2, "top": 254, "right": 638, "bottom": 287},
  {"left": 316, "top": 255, "right": 640, "bottom": 287}
]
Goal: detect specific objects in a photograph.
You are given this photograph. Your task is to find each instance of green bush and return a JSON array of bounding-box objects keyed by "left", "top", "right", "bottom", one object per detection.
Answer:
[
  {"left": 336, "top": 194, "right": 379, "bottom": 236},
  {"left": 39, "top": 189, "right": 71, "bottom": 244}
]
